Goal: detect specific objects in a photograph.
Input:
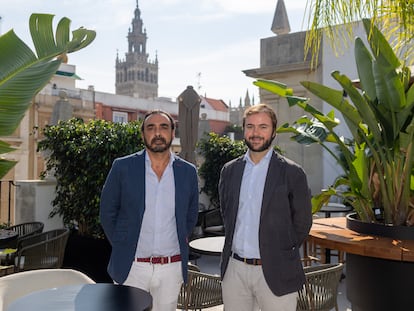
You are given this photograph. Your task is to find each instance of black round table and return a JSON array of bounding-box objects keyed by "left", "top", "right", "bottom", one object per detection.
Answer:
[{"left": 6, "top": 283, "right": 152, "bottom": 311}]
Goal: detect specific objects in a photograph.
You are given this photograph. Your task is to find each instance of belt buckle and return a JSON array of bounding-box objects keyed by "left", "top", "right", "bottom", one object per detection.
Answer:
[
  {"left": 160, "top": 257, "right": 166, "bottom": 264},
  {"left": 149, "top": 256, "right": 156, "bottom": 264}
]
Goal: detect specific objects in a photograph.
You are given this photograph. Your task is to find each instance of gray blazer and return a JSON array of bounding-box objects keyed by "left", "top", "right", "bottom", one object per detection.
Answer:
[
  {"left": 219, "top": 151, "right": 312, "bottom": 296},
  {"left": 100, "top": 150, "right": 199, "bottom": 284}
]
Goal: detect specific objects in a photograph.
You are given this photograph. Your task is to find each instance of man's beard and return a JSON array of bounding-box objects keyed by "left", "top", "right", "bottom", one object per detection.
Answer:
[
  {"left": 245, "top": 136, "right": 274, "bottom": 152},
  {"left": 144, "top": 136, "right": 172, "bottom": 153}
]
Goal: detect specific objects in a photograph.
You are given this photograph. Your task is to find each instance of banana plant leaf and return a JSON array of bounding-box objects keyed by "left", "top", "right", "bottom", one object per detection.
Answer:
[{"left": 0, "top": 13, "right": 95, "bottom": 179}]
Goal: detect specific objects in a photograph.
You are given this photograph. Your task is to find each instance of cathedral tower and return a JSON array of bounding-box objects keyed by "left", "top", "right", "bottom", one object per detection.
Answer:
[{"left": 115, "top": 1, "right": 158, "bottom": 98}]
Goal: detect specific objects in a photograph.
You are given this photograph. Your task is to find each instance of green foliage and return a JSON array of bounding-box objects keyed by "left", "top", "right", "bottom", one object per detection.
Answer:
[
  {"left": 37, "top": 118, "right": 144, "bottom": 237},
  {"left": 224, "top": 124, "right": 242, "bottom": 134},
  {"left": 305, "top": 0, "right": 414, "bottom": 68},
  {"left": 198, "top": 133, "right": 246, "bottom": 208},
  {"left": 0, "top": 13, "right": 95, "bottom": 178},
  {"left": 254, "top": 19, "right": 414, "bottom": 226}
]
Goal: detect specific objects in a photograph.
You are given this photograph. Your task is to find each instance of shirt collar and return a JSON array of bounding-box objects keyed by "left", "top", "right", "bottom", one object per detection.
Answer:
[
  {"left": 244, "top": 148, "right": 273, "bottom": 165},
  {"left": 145, "top": 150, "right": 175, "bottom": 166}
]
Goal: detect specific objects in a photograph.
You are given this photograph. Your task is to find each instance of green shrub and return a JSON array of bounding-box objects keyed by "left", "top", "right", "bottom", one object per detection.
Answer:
[
  {"left": 198, "top": 133, "right": 247, "bottom": 208},
  {"left": 37, "top": 118, "right": 144, "bottom": 237}
]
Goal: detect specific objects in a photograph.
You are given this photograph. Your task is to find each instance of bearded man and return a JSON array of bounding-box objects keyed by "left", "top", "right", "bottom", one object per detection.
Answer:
[
  {"left": 100, "top": 109, "right": 199, "bottom": 310},
  {"left": 219, "top": 104, "right": 312, "bottom": 311}
]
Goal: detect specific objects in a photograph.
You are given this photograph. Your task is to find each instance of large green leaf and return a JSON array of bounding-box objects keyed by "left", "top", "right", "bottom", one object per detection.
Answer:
[
  {"left": 362, "top": 18, "right": 400, "bottom": 70},
  {"left": 0, "top": 159, "right": 17, "bottom": 178},
  {"left": 0, "top": 13, "right": 96, "bottom": 179},
  {"left": 253, "top": 79, "right": 293, "bottom": 97},
  {"left": 354, "top": 37, "right": 376, "bottom": 100},
  {"left": 0, "top": 140, "right": 17, "bottom": 176}
]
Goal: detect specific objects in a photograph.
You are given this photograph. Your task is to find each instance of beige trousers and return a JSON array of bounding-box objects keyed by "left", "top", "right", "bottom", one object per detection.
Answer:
[
  {"left": 123, "top": 261, "right": 182, "bottom": 311},
  {"left": 222, "top": 257, "right": 298, "bottom": 311}
]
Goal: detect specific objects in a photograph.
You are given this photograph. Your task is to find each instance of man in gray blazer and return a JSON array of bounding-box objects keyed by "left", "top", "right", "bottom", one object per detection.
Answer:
[
  {"left": 219, "top": 104, "right": 312, "bottom": 311},
  {"left": 100, "top": 109, "right": 199, "bottom": 310}
]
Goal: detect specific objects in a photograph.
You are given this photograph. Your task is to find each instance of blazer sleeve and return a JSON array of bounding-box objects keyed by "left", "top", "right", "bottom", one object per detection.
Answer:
[
  {"left": 100, "top": 158, "right": 122, "bottom": 244},
  {"left": 288, "top": 164, "right": 313, "bottom": 246}
]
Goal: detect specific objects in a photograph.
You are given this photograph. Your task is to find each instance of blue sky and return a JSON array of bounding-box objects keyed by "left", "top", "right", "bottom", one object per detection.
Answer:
[{"left": 1, "top": 0, "right": 309, "bottom": 106}]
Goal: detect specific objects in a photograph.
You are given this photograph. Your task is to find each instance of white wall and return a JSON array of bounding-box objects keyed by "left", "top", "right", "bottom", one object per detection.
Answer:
[{"left": 14, "top": 180, "right": 64, "bottom": 231}]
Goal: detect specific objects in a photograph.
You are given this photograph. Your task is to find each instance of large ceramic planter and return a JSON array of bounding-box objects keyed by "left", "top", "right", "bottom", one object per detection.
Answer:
[
  {"left": 346, "top": 212, "right": 414, "bottom": 240},
  {"left": 346, "top": 213, "right": 414, "bottom": 311},
  {"left": 63, "top": 230, "right": 112, "bottom": 283}
]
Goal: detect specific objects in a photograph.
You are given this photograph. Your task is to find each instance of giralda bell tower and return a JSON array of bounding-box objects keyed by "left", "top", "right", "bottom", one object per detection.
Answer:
[{"left": 115, "top": 1, "right": 158, "bottom": 98}]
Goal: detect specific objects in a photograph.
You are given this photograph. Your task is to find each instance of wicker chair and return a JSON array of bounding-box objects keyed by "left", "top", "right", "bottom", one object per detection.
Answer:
[
  {"left": 14, "top": 228, "right": 70, "bottom": 272},
  {"left": 177, "top": 269, "right": 223, "bottom": 311},
  {"left": 297, "top": 263, "right": 344, "bottom": 311},
  {"left": 6, "top": 222, "right": 44, "bottom": 245}
]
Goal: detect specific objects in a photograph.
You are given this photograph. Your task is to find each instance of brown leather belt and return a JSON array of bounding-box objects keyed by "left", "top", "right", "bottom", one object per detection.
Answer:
[
  {"left": 232, "top": 252, "right": 262, "bottom": 265},
  {"left": 136, "top": 254, "right": 181, "bottom": 264}
]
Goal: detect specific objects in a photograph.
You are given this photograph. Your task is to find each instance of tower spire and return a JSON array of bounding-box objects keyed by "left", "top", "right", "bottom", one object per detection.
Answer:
[
  {"left": 271, "top": 0, "right": 290, "bottom": 35},
  {"left": 115, "top": 3, "right": 159, "bottom": 98}
]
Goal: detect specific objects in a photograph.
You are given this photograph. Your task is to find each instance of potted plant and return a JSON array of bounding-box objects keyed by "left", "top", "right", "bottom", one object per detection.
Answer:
[
  {"left": 255, "top": 18, "right": 414, "bottom": 229},
  {"left": 254, "top": 18, "right": 414, "bottom": 311},
  {"left": 0, "top": 13, "right": 95, "bottom": 179}
]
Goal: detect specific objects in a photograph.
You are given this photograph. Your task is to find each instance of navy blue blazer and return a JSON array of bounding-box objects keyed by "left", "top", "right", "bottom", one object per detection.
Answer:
[
  {"left": 219, "top": 151, "right": 312, "bottom": 296},
  {"left": 100, "top": 150, "right": 199, "bottom": 284}
]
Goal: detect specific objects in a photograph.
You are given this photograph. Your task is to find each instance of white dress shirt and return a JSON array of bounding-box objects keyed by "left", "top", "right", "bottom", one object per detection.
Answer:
[
  {"left": 135, "top": 152, "right": 180, "bottom": 257},
  {"left": 232, "top": 148, "right": 272, "bottom": 258}
]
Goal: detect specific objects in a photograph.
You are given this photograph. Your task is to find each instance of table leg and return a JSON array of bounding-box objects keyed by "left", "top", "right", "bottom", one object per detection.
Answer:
[{"left": 325, "top": 249, "right": 331, "bottom": 263}]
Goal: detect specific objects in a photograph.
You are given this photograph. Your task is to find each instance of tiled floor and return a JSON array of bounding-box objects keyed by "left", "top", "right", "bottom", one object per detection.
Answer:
[{"left": 180, "top": 254, "right": 352, "bottom": 311}]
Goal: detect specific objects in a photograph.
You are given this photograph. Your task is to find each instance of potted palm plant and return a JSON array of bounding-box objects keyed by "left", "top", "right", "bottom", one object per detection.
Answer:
[
  {"left": 254, "top": 18, "right": 414, "bottom": 311},
  {"left": 255, "top": 18, "right": 414, "bottom": 231}
]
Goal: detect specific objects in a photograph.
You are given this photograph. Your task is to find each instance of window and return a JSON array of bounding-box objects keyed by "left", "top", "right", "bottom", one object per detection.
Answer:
[{"left": 113, "top": 111, "right": 128, "bottom": 123}]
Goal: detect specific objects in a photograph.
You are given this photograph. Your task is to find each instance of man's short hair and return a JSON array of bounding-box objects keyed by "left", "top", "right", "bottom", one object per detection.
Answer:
[
  {"left": 242, "top": 104, "right": 278, "bottom": 132},
  {"left": 141, "top": 109, "right": 175, "bottom": 132}
]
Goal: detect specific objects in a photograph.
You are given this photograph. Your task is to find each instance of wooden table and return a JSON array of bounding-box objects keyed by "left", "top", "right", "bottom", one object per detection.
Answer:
[
  {"left": 308, "top": 217, "right": 414, "bottom": 262},
  {"left": 311, "top": 217, "right": 414, "bottom": 310},
  {"left": 189, "top": 236, "right": 224, "bottom": 256},
  {"left": 6, "top": 283, "right": 152, "bottom": 311}
]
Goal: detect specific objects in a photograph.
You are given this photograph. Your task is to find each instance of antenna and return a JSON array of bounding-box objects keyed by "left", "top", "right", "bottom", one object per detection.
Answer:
[{"left": 196, "top": 72, "right": 202, "bottom": 93}]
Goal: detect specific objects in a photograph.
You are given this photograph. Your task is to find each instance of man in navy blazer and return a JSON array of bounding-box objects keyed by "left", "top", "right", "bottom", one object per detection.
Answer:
[
  {"left": 219, "top": 104, "right": 312, "bottom": 311},
  {"left": 100, "top": 109, "right": 199, "bottom": 310}
]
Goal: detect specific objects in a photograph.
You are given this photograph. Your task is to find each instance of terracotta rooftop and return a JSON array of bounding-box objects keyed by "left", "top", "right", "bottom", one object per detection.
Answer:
[{"left": 201, "top": 97, "right": 228, "bottom": 112}]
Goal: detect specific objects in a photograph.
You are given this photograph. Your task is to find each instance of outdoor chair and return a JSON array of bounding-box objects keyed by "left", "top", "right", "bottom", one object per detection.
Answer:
[
  {"left": 201, "top": 208, "right": 224, "bottom": 236},
  {"left": 302, "top": 237, "right": 321, "bottom": 267},
  {"left": 6, "top": 221, "right": 44, "bottom": 245},
  {"left": 14, "top": 228, "right": 70, "bottom": 272},
  {"left": 0, "top": 268, "right": 95, "bottom": 311},
  {"left": 297, "top": 263, "right": 344, "bottom": 311},
  {"left": 177, "top": 269, "right": 223, "bottom": 311},
  {"left": 187, "top": 262, "right": 201, "bottom": 272}
]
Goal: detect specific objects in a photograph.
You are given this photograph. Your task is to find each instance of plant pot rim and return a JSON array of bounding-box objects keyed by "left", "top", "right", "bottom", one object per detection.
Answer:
[{"left": 346, "top": 212, "right": 414, "bottom": 240}]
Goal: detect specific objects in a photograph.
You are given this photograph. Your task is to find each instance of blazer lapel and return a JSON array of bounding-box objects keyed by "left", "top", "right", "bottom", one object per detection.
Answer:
[{"left": 262, "top": 151, "right": 282, "bottom": 209}]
